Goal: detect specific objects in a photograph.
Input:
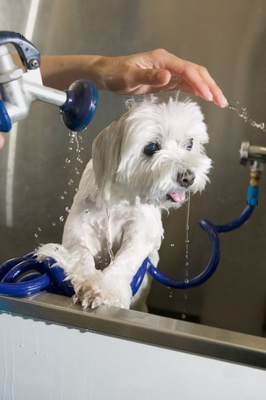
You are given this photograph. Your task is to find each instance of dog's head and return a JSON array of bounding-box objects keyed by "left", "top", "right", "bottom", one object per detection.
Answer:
[{"left": 92, "top": 97, "right": 211, "bottom": 209}]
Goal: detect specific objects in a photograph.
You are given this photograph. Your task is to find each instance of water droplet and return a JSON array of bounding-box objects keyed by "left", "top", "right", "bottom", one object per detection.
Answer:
[
  {"left": 52, "top": 222, "right": 56, "bottom": 227},
  {"left": 65, "top": 158, "right": 71, "bottom": 164},
  {"left": 170, "top": 243, "right": 175, "bottom": 247},
  {"left": 184, "top": 279, "right": 189, "bottom": 284},
  {"left": 59, "top": 216, "right": 64, "bottom": 222},
  {"left": 77, "top": 156, "right": 83, "bottom": 164},
  {"left": 65, "top": 207, "right": 70, "bottom": 213},
  {"left": 37, "top": 227, "right": 41, "bottom": 232},
  {"left": 61, "top": 196, "right": 65, "bottom": 200},
  {"left": 34, "top": 233, "right": 38, "bottom": 238},
  {"left": 181, "top": 313, "right": 186, "bottom": 320}
]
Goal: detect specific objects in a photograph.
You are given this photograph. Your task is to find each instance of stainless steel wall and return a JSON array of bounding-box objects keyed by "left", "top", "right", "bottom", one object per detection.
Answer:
[{"left": 0, "top": 0, "right": 265, "bottom": 337}]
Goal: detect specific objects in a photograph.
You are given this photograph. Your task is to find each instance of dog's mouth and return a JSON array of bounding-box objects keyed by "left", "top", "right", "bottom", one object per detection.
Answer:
[{"left": 167, "top": 191, "right": 187, "bottom": 203}]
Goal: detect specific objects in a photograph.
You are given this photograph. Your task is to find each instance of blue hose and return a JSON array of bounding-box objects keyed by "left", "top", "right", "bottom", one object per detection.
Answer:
[
  {"left": 0, "top": 203, "right": 255, "bottom": 299},
  {"left": 130, "top": 205, "right": 254, "bottom": 295},
  {"left": 215, "top": 205, "right": 255, "bottom": 233},
  {"left": 131, "top": 218, "right": 221, "bottom": 295}
]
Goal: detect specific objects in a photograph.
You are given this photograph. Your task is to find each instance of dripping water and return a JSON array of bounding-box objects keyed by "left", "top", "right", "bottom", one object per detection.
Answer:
[
  {"left": 182, "top": 191, "right": 191, "bottom": 320},
  {"left": 33, "top": 131, "right": 84, "bottom": 241},
  {"left": 184, "top": 191, "right": 190, "bottom": 279}
]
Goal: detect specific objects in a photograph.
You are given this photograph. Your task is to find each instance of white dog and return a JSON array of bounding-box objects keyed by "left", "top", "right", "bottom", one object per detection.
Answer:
[{"left": 37, "top": 96, "right": 211, "bottom": 311}]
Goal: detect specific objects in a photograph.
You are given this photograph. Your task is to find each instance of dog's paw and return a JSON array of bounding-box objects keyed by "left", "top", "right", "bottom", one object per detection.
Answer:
[
  {"left": 71, "top": 271, "right": 104, "bottom": 308},
  {"left": 91, "top": 272, "right": 132, "bottom": 309},
  {"left": 91, "top": 287, "right": 131, "bottom": 309},
  {"left": 71, "top": 269, "right": 132, "bottom": 309},
  {"left": 79, "top": 273, "right": 132, "bottom": 309}
]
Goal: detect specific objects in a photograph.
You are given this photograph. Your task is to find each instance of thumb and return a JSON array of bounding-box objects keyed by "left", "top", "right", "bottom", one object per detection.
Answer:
[{"left": 134, "top": 68, "right": 171, "bottom": 87}]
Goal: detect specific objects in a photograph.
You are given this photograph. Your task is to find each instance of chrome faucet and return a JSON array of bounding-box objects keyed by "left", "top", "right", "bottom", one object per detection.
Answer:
[{"left": 0, "top": 31, "right": 98, "bottom": 133}]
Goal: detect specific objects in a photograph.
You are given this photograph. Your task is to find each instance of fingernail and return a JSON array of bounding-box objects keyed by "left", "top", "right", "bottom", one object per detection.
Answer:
[
  {"left": 206, "top": 90, "right": 213, "bottom": 101},
  {"left": 220, "top": 94, "right": 228, "bottom": 108}
]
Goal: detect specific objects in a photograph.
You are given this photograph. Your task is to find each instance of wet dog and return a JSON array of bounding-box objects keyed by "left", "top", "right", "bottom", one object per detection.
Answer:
[{"left": 37, "top": 97, "right": 211, "bottom": 310}]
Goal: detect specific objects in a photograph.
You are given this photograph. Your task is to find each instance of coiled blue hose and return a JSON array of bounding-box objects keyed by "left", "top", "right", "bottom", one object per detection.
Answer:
[
  {"left": 0, "top": 252, "right": 74, "bottom": 297},
  {"left": 0, "top": 203, "right": 255, "bottom": 299}
]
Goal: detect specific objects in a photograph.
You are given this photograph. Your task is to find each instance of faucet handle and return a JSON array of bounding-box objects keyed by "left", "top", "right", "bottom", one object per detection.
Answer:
[{"left": 0, "top": 31, "right": 40, "bottom": 70}]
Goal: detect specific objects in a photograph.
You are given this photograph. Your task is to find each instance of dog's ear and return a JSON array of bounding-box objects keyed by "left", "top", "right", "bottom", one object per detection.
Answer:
[{"left": 92, "top": 120, "right": 123, "bottom": 201}]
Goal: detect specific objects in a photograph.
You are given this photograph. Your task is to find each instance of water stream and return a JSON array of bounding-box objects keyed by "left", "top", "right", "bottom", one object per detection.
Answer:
[{"left": 228, "top": 100, "right": 266, "bottom": 132}]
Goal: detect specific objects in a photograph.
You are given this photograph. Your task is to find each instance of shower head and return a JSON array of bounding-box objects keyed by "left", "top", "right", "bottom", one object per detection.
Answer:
[{"left": 0, "top": 31, "right": 98, "bottom": 133}]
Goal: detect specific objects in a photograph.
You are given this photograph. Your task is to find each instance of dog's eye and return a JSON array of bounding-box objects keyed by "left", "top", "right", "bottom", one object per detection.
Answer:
[
  {"left": 144, "top": 143, "right": 160, "bottom": 156},
  {"left": 186, "top": 138, "right": 193, "bottom": 151}
]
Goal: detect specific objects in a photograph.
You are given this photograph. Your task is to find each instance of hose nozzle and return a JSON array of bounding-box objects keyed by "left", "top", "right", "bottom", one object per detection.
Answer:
[{"left": 61, "top": 79, "right": 98, "bottom": 132}]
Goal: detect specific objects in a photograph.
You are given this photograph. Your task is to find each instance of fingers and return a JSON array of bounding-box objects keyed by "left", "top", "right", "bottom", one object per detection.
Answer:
[
  {"left": 176, "top": 63, "right": 228, "bottom": 107},
  {"left": 144, "top": 50, "right": 227, "bottom": 107},
  {"left": 194, "top": 64, "right": 228, "bottom": 107},
  {"left": 107, "top": 65, "right": 172, "bottom": 94},
  {"left": 128, "top": 68, "right": 171, "bottom": 92}
]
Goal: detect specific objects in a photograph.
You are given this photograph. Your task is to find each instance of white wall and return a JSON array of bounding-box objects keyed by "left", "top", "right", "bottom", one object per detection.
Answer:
[{"left": 0, "top": 312, "right": 265, "bottom": 400}]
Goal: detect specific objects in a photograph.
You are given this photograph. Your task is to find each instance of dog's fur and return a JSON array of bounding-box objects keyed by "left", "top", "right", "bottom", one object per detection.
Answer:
[{"left": 37, "top": 97, "right": 211, "bottom": 311}]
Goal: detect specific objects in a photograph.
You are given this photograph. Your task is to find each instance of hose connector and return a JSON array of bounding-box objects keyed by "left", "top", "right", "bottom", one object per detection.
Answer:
[{"left": 247, "top": 161, "right": 263, "bottom": 206}]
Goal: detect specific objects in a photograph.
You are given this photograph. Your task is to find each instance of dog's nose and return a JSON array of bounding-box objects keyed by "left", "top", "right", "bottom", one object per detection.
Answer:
[{"left": 177, "top": 170, "right": 195, "bottom": 188}]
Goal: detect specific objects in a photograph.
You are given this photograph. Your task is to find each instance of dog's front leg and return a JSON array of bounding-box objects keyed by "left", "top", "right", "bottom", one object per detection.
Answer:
[
  {"left": 66, "top": 249, "right": 104, "bottom": 309},
  {"left": 91, "top": 239, "right": 157, "bottom": 309},
  {"left": 37, "top": 242, "right": 104, "bottom": 308}
]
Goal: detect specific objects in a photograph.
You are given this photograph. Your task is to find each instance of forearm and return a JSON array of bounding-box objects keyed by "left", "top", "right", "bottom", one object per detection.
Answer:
[
  {"left": 39, "top": 55, "right": 104, "bottom": 90},
  {"left": 13, "top": 53, "right": 106, "bottom": 91}
]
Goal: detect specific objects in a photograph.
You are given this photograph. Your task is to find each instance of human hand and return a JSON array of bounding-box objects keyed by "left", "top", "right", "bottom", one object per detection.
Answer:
[{"left": 93, "top": 49, "right": 227, "bottom": 107}]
